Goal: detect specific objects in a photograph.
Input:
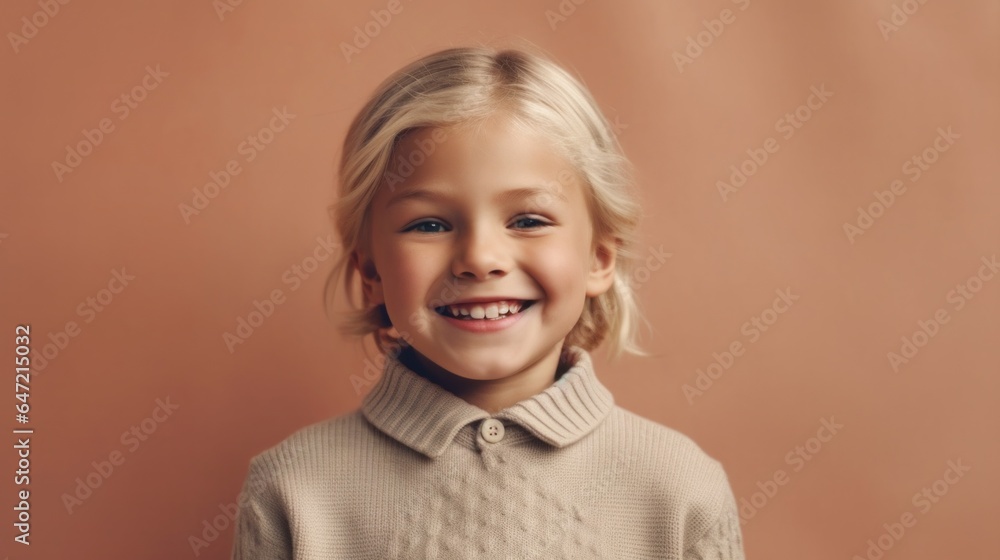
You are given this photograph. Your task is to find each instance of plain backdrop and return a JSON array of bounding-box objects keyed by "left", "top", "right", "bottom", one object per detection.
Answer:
[{"left": 2, "top": 0, "right": 998, "bottom": 558}]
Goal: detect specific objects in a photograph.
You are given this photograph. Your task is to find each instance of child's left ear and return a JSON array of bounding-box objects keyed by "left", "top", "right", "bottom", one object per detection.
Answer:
[{"left": 585, "top": 237, "right": 618, "bottom": 298}]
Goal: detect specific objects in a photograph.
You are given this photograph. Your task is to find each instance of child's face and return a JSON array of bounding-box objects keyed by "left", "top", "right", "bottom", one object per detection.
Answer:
[{"left": 354, "top": 114, "right": 617, "bottom": 383}]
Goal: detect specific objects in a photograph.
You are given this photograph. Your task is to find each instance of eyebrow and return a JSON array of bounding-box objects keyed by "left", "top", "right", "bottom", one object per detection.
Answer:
[{"left": 385, "top": 185, "right": 569, "bottom": 209}]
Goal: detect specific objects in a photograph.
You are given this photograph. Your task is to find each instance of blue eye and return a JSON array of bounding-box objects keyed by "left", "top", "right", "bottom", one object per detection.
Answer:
[
  {"left": 404, "top": 220, "right": 448, "bottom": 233},
  {"left": 511, "top": 216, "right": 549, "bottom": 229},
  {"left": 402, "top": 215, "right": 550, "bottom": 233}
]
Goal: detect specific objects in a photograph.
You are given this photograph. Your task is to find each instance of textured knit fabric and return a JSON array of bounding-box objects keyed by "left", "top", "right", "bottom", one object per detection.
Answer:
[{"left": 231, "top": 345, "right": 745, "bottom": 559}]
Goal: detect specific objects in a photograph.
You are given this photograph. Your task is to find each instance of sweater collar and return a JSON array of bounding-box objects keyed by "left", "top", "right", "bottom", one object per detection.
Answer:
[{"left": 361, "top": 345, "right": 615, "bottom": 459}]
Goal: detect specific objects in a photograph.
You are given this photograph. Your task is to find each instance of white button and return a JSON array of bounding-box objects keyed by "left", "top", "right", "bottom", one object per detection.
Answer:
[{"left": 480, "top": 418, "right": 505, "bottom": 443}]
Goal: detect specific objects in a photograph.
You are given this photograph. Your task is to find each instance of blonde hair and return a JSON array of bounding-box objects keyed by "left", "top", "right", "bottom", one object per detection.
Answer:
[{"left": 323, "top": 41, "right": 652, "bottom": 361}]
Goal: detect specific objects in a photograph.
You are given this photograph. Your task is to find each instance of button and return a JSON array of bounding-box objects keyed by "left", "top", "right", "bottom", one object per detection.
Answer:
[{"left": 480, "top": 418, "right": 505, "bottom": 443}]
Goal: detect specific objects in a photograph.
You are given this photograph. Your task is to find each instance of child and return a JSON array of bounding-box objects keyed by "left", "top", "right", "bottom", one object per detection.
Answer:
[{"left": 232, "top": 44, "right": 745, "bottom": 559}]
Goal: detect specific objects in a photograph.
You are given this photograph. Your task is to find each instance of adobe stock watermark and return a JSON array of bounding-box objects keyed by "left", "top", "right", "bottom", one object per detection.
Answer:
[
  {"left": 609, "top": 110, "right": 628, "bottom": 138},
  {"left": 212, "top": 0, "right": 246, "bottom": 22},
  {"left": 186, "top": 445, "right": 299, "bottom": 556},
  {"left": 380, "top": 107, "right": 472, "bottom": 194},
  {"left": 350, "top": 343, "right": 406, "bottom": 395},
  {"left": 51, "top": 64, "right": 169, "bottom": 183},
  {"left": 717, "top": 84, "right": 833, "bottom": 202},
  {"left": 843, "top": 126, "right": 959, "bottom": 244},
  {"left": 349, "top": 276, "right": 474, "bottom": 394},
  {"left": 7, "top": 0, "right": 71, "bottom": 54},
  {"left": 385, "top": 107, "right": 543, "bottom": 195},
  {"left": 339, "top": 0, "right": 414, "bottom": 63},
  {"left": 626, "top": 246, "right": 672, "bottom": 291},
  {"left": 672, "top": 0, "right": 752, "bottom": 73},
  {"left": 877, "top": 0, "right": 931, "bottom": 41},
  {"left": 178, "top": 106, "right": 295, "bottom": 224},
  {"left": 223, "top": 235, "right": 338, "bottom": 353},
  {"left": 738, "top": 416, "right": 844, "bottom": 525},
  {"left": 851, "top": 458, "right": 971, "bottom": 560},
  {"left": 30, "top": 267, "right": 136, "bottom": 376},
  {"left": 384, "top": 127, "right": 449, "bottom": 193},
  {"left": 545, "top": 0, "right": 590, "bottom": 31},
  {"left": 523, "top": 164, "right": 674, "bottom": 292},
  {"left": 886, "top": 253, "right": 998, "bottom": 372},
  {"left": 60, "top": 397, "right": 180, "bottom": 514},
  {"left": 683, "top": 287, "right": 800, "bottom": 403}
]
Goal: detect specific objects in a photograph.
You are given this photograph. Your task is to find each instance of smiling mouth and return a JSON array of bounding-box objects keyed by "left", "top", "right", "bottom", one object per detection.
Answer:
[{"left": 434, "top": 300, "right": 536, "bottom": 320}]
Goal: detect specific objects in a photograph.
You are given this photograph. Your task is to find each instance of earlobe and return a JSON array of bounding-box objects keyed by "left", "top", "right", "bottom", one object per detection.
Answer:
[
  {"left": 351, "top": 250, "right": 384, "bottom": 303},
  {"left": 585, "top": 238, "right": 618, "bottom": 298}
]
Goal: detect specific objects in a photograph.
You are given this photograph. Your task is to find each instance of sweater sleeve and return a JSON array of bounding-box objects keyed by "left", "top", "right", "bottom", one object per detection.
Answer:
[
  {"left": 682, "top": 472, "right": 746, "bottom": 560},
  {"left": 231, "top": 455, "right": 293, "bottom": 560}
]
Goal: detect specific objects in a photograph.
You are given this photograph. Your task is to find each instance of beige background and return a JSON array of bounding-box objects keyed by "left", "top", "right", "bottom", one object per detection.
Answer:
[{"left": 2, "top": 0, "right": 998, "bottom": 558}]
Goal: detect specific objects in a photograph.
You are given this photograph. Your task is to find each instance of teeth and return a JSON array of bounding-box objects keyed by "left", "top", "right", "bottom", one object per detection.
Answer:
[{"left": 442, "top": 300, "right": 527, "bottom": 320}]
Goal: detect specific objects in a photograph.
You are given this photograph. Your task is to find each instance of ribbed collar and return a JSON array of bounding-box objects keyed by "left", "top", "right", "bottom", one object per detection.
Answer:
[{"left": 361, "top": 345, "right": 615, "bottom": 459}]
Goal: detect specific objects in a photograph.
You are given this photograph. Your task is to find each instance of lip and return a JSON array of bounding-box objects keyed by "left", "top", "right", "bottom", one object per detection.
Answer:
[{"left": 435, "top": 300, "right": 535, "bottom": 333}]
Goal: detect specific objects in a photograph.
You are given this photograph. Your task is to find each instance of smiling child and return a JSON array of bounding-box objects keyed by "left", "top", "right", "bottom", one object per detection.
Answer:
[{"left": 232, "top": 44, "right": 745, "bottom": 559}]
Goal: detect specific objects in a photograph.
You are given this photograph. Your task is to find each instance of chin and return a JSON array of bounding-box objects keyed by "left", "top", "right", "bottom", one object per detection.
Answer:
[{"left": 442, "top": 356, "right": 516, "bottom": 381}]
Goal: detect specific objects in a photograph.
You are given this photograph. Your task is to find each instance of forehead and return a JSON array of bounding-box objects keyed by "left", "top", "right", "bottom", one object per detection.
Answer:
[{"left": 377, "top": 115, "right": 582, "bottom": 206}]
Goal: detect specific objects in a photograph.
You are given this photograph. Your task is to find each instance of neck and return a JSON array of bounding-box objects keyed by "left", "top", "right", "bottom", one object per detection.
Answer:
[{"left": 400, "top": 344, "right": 571, "bottom": 414}]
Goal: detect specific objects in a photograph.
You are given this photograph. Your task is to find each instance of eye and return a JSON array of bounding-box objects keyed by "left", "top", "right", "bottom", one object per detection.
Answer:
[
  {"left": 403, "top": 220, "right": 449, "bottom": 233},
  {"left": 511, "top": 215, "right": 550, "bottom": 230}
]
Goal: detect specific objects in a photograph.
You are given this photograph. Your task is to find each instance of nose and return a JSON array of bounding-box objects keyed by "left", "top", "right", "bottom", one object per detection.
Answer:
[{"left": 451, "top": 223, "right": 510, "bottom": 280}]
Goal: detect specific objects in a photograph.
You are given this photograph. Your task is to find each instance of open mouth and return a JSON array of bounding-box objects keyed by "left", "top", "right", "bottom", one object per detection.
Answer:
[{"left": 434, "top": 300, "right": 536, "bottom": 321}]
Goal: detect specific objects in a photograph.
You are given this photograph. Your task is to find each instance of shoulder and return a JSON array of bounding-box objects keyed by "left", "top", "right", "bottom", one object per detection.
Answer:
[
  {"left": 605, "top": 406, "right": 727, "bottom": 473},
  {"left": 601, "top": 406, "right": 737, "bottom": 533},
  {"left": 242, "top": 409, "right": 383, "bottom": 485},
  {"left": 230, "top": 412, "right": 377, "bottom": 557}
]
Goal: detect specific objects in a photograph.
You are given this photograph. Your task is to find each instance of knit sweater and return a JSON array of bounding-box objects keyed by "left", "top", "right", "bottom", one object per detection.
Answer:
[{"left": 231, "top": 345, "right": 745, "bottom": 559}]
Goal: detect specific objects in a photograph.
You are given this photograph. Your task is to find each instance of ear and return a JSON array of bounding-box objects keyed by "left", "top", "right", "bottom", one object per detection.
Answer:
[
  {"left": 351, "top": 249, "right": 384, "bottom": 305},
  {"left": 585, "top": 237, "right": 618, "bottom": 298}
]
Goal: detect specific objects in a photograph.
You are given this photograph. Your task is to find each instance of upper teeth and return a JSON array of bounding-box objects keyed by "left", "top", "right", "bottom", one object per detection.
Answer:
[{"left": 444, "top": 300, "right": 523, "bottom": 319}]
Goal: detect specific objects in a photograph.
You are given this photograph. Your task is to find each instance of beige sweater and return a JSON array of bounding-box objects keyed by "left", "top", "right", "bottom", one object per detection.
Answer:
[{"left": 231, "top": 345, "right": 745, "bottom": 559}]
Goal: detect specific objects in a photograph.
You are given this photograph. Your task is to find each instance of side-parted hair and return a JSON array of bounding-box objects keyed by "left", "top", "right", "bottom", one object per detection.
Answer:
[{"left": 323, "top": 41, "right": 651, "bottom": 361}]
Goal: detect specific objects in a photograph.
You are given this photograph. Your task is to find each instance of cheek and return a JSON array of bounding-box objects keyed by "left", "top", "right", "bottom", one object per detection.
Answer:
[
  {"left": 379, "top": 243, "right": 440, "bottom": 302},
  {"left": 529, "top": 242, "right": 590, "bottom": 297}
]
